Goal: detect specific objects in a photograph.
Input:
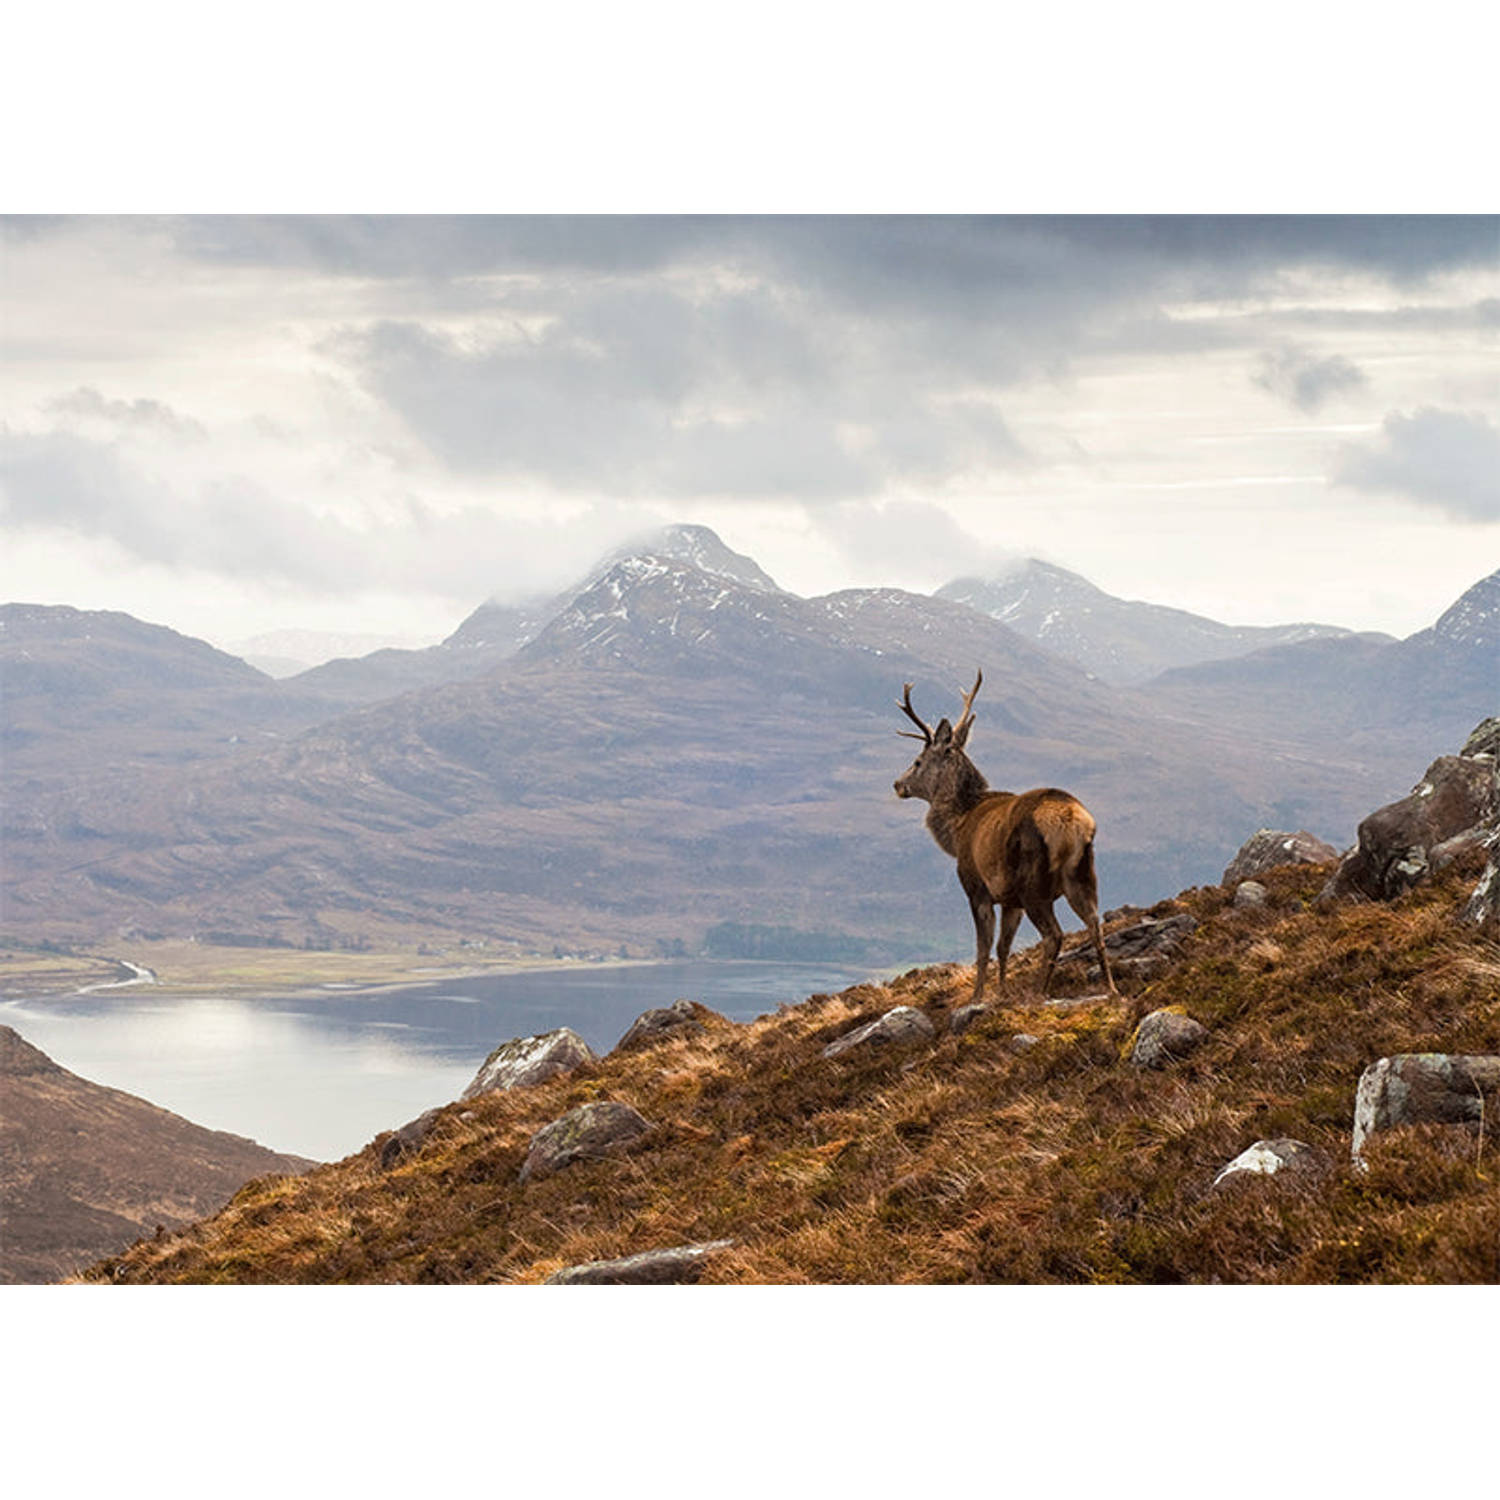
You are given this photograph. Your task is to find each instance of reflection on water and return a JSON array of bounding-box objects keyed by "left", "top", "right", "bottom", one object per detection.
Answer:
[{"left": 0, "top": 960, "right": 874, "bottom": 1162}]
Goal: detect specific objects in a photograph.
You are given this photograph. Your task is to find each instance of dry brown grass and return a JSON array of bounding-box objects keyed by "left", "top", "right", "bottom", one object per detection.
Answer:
[{"left": 82, "top": 860, "right": 1500, "bottom": 1284}]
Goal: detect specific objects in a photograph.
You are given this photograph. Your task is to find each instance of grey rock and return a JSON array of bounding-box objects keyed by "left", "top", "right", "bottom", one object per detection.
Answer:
[
  {"left": 462, "top": 1027, "right": 597, "bottom": 1100},
  {"left": 1128, "top": 1009, "right": 1208, "bottom": 1069},
  {"left": 1212, "top": 1137, "right": 1329, "bottom": 1189},
  {"left": 1461, "top": 717, "right": 1500, "bottom": 760},
  {"left": 380, "top": 1107, "right": 443, "bottom": 1170},
  {"left": 950, "top": 1003, "right": 990, "bottom": 1036},
  {"left": 1233, "top": 880, "right": 1269, "bottom": 909},
  {"left": 1058, "top": 912, "right": 1198, "bottom": 986},
  {"left": 1010, "top": 1033, "right": 1041, "bottom": 1052},
  {"left": 546, "top": 1239, "right": 734, "bottom": 1284},
  {"left": 1318, "top": 754, "right": 1500, "bottom": 906},
  {"left": 613, "top": 998, "right": 707, "bottom": 1053},
  {"left": 519, "top": 1100, "right": 654, "bottom": 1183},
  {"left": 1463, "top": 838, "right": 1500, "bottom": 932},
  {"left": 1351, "top": 1053, "right": 1500, "bottom": 1160},
  {"left": 822, "top": 1006, "right": 936, "bottom": 1059},
  {"left": 1223, "top": 829, "right": 1341, "bottom": 885}
]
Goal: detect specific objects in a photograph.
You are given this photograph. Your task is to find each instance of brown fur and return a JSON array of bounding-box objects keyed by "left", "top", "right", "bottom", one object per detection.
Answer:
[{"left": 894, "top": 678, "right": 1116, "bottom": 1002}]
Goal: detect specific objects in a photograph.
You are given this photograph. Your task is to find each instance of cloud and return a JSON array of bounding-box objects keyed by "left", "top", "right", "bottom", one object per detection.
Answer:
[
  {"left": 1253, "top": 346, "right": 1368, "bottom": 413},
  {"left": 810, "top": 499, "right": 1022, "bottom": 589},
  {"left": 45, "top": 386, "right": 206, "bottom": 438},
  {"left": 1334, "top": 407, "right": 1500, "bottom": 521}
]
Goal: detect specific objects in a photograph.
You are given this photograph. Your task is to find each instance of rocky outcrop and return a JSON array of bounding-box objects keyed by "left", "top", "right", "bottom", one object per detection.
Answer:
[
  {"left": 1351, "top": 1054, "right": 1500, "bottom": 1160},
  {"left": 1223, "top": 829, "right": 1340, "bottom": 885},
  {"left": 1212, "top": 1138, "right": 1328, "bottom": 1189},
  {"left": 822, "top": 1006, "right": 935, "bottom": 1059},
  {"left": 1319, "top": 747, "right": 1500, "bottom": 907},
  {"left": 613, "top": 999, "right": 707, "bottom": 1053},
  {"left": 1127, "top": 1009, "right": 1207, "bottom": 1069},
  {"left": 1463, "top": 841, "right": 1500, "bottom": 933},
  {"left": 1460, "top": 717, "right": 1500, "bottom": 761},
  {"left": 461, "top": 1028, "right": 596, "bottom": 1100},
  {"left": 519, "top": 1101, "right": 654, "bottom": 1183},
  {"left": 379, "top": 1107, "right": 443, "bottom": 1170},
  {"left": 1058, "top": 912, "right": 1198, "bottom": 985},
  {"left": 545, "top": 1239, "right": 734, "bottom": 1284}
]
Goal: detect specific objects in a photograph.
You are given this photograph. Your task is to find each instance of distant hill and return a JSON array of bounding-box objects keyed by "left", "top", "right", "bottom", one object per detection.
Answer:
[
  {"left": 938, "top": 559, "right": 1370, "bottom": 685},
  {"left": 0, "top": 1024, "right": 311, "bottom": 1283}
]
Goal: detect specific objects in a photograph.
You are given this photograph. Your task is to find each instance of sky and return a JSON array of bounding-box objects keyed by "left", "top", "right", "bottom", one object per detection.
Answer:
[{"left": 3, "top": 213, "right": 1497, "bottom": 652}]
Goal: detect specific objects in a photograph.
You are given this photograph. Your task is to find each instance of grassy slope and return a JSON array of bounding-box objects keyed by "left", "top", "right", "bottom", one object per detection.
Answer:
[{"left": 84, "top": 857, "right": 1500, "bottom": 1285}]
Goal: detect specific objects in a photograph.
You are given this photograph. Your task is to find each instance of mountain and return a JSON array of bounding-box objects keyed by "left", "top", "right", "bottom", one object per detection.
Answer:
[
  {"left": 1143, "top": 567, "right": 1499, "bottom": 770},
  {"left": 938, "top": 559, "right": 1371, "bottom": 685},
  {"left": 77, "top": 850, "right": 1500, "bottom": 1285},
  {"left": 0, "top": 546, "right": 1401, "bottom": 958},
  {"left": 226, "top": 628, "right": 435, "bottom": 678},
  {"left": 0, "top": 1024, "right": 311, "bottom": 1283}
]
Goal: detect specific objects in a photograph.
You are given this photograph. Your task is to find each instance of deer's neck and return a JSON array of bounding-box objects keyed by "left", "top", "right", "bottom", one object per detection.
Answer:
[{"left": 924, "top": 761, "right": 991, "bottom": 858}]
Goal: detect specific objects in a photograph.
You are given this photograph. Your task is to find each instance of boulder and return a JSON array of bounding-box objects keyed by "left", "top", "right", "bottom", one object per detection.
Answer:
[
  {"left": 1232, "top": 880, "right": 1268, "bottom": 909},
  {"left": 613, "top": 999, "right": 707, "bottom": 1053},
  {"left": 1351, "top": 1053, "right": 1500, "bottom": 1160},
  {"left": 1319, "top": 754, "right": 1500, "bottom": 906},
  {"left": 1223, "top": 829, "right": 1340, "bottom": 885},
  {"left": 822, "top": 1006, "right": 935, "bottom": 1059},
  {"left": 1460, "top": 717, "right": 1500, "bottom": 760},
  {"left": 1127, "top": 1009, "right": 1207, "bottom": 1069},
  {"left": 546, "top": 1240, "right": 734, "bottom": 1284},
  {"left": 949, "top": 1003, "right": 990, "bottom": 1037},
  {"left": 379, "top": 1107, "right": 443, "bottom": 1170},
  {"left": 519, "top": 1101, "right": 654, "bottom": 1183},
  {"left": 462, "top": 1027, "right": 596, "bottom": 1100},
  {"left": 1212, "top": 1138, "right": 1328, "bottom": 1189},
  {"left": 1058, "top": 912, "right": 1198, "bottom": 985},
  {"left": 1463, "top": 840, "right": 1500, "bottom": 933}
]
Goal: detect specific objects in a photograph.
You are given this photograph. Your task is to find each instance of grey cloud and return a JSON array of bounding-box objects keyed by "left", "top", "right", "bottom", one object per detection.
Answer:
[
  {"left": 1253, "top": 346, "right": 1368, "bottom": 413},
  {"left": 1334, "top": 407, "right": 1500, "bottom": 521},
  {"left": 811, "top": 499, "right": 1021, "bottom": 587},
  {"left": 45, "top": 386, "right": 206, "bottom": 438}
]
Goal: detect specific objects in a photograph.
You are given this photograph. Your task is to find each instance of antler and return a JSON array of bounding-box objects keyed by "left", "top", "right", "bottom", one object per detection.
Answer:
[
  {"left": 952, "top": 668, "right": 983, "bottom": 740},
  {"left": 896, "top": 682, "right": 934, "bottom": 743}
]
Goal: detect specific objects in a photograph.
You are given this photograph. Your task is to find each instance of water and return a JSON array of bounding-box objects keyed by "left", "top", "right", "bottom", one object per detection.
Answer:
[{"left": 0, "top": 960, "right": 877, "bottom": 1162}]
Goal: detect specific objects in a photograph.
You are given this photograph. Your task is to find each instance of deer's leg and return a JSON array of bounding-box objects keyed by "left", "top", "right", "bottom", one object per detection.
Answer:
[
  {"left": 969, "top": 896, "right": 996, "bottom": 1002},
  {"left": 1026, "top": 900, "right": 1064, "bottom": 996},
  {"left": 1063, "top": 879, "right": 1116, "bottom": 995},
  {"left": 994, "top": 905, "right": 1024, "bottom": 990}
]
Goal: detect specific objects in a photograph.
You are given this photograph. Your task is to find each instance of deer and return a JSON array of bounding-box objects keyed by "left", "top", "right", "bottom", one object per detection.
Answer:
[{"left": 893, "top": 670, "right": 1116, "bottom": 1003}]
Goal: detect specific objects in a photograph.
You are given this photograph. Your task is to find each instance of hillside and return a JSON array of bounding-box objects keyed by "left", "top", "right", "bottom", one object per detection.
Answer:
[
  {"left": 80, "top": 849, "right": 1499, "bottom": 1285},
  {"left": 938, "top": 559, "right": 1365, "bottom": 685},
  {"left": 0, "top": 1025, "right": 312, "bottom": 1283}
]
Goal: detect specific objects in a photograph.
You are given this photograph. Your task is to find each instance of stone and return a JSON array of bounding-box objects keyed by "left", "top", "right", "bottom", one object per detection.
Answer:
[
  {"left": 613, "top": 998, "right": 707, "bottom": 1053},
  {"left": 461, "top": 1027, "right": 597, "bottom": 1100},
  {"left": 1223, "top": 829, "right": 1340, "bottom": 885},
  {"left": 1233, "top": 880, "right": 1269, "bottom": 909},
  {"left": 1319, "top": 754, "right": 1500, "bottom": 906},
  {"left": 545, "top": 1240, "right": 734, "bottom": 1284},
  {"left": 1460, "top": 717, "right": 1500, "bottom": 760},
  {"left": 1057, "top": 912, "right": 1197, "bottom": 984},
  {"left": 1127, "top": 1009, "right": 1208, "bottom": 1069},
  {"left": 1351, "top": 1053, "right": 1500, "bottom": 1160},
  {"left": 949, "top": 1003, "right": 990, "bottom": 1036},
  {"left": 1010, "top": 1033, "right": 1041, "bottom": 1053},
  {"left": 380, "top": 1107, "right": 443, "bottom": 1170},
  {"left": 1463, "top": 840, "right": 1500, "bottom": 932},
  {"left": 519, "top": 1101, "right": 654, "bottom": 1183},
  {"left": 1212, "top": 1138, "right": 1328, "bottom": 1189},
  {"left": 822, "top": 1006, "right": 936, "bottom": 1059}
]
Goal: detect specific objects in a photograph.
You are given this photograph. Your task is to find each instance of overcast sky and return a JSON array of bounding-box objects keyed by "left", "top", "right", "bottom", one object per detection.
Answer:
[{"left": 2, "top": 214, "right": 1497, "bottom": 650}]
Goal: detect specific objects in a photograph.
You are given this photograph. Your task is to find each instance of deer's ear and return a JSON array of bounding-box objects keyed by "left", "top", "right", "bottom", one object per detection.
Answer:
[
  {"left": 953, "top": 715, "right": 974, "bottom": 748},
  {"left": 933, "top": 718, "right": 953, "bottom": 745}
]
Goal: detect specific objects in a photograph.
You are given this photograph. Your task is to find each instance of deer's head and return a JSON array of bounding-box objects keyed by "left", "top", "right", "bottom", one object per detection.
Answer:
[{"left": 892, "top": 671, "right": 983, "bottom": 804}]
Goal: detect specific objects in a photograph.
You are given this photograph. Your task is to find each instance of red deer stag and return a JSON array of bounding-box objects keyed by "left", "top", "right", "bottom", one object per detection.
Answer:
[{"left": 893, "top": 671, "right": 1115, "bottom": 1001}]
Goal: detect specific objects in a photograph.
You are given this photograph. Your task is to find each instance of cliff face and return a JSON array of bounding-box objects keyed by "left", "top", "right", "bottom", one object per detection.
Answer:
[
  {"left": 0, "top": 1026, "right": 312, "bottom": 1284},
  {"left": 80, "top": 849, "right": 1500, "bottom": 1286}
]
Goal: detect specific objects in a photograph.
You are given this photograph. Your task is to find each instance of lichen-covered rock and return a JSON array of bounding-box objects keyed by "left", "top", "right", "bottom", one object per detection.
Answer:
[
  {"left": 1460, "top": 717, "right": 1500, "bottom": 760},
  {"left": 822, "top": 1006, "right": 935, "bottom": 1059},
  {"left": 1318, "top": 754, "right": 1500, "bottom": 906},
  {"left": 1010, "top": 1033, "right": 1041, "bottom": 1053},
  {"left": 379, "top": 1107, "right": 443, "bottom": 1170},
  {"left": 1127, "top": 1009, "right": 1208, "bottom": 1069},
  {"left": 1233, "top": 880, "right": 1269, "bottom": 909},
  {"left": 613, "top": 999, "right": 707, "bottom": 1053},
  {"left": 519, "top": 1101, "right": 654, "bottom": 1183},
  {"left": 1059, "top": 911, "right": 1198, "bottom": 985},
  {"left": 1223, "top": 829, "right": 1340, "bottom": 885},
  {"left": 1351, "top": 1053, "right": 1500, "bottom": 1160},
  {"left": 545, "top": 1239, "right": 734, "bottom": 1284},
  {"left": 1212, "top": 1138, "right": 1328, "bottom": 1189},
  {"left": 461, "top": 1027, "right": 596, "bottom": 1100},
  {"left": 1463, "top": 839, "right": 1500, "bottom": 932},
  {"left": 950, "top": 1003, "right": 990, "bottom": 1037}
]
